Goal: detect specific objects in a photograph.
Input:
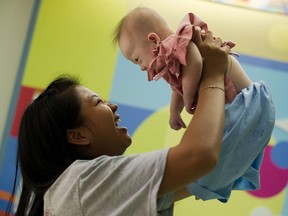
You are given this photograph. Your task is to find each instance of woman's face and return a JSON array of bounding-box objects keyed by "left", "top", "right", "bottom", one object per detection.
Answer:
[{"left": 75, "top": 86, "right": 132, "bottom": 157}]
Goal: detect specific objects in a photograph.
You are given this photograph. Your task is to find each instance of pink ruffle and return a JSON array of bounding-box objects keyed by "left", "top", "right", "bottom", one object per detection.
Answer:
[
  {"left": 147, "top": 13, "right": 208, "bottom": 95},
  {"left": 147, "top": 13, "right": 237, "bottom": 102}
]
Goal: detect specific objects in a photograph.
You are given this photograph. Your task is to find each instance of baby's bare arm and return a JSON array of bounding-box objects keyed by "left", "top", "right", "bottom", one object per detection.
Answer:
[
  {"left": 170, "top": 91, "right": 184, "bottom": 114},
  {"left": 227, "top": 55, "right": 252, "bottom": 92},
  {"left": 170, "top": 91, "right": 186, "bottom": 130},
  {"left": 182, "top": 42, "right": 203, "bottom": 113}
]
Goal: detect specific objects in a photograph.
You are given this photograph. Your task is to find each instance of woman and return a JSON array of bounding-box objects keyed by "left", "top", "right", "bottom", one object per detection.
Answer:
[{"left": 6, "top": 28, "right": 229, "bottom": 215}]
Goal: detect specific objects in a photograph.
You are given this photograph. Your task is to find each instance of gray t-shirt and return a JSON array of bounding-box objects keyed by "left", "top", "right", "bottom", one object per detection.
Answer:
[{"left": 44, "top": 149, "right": 175, "bottom": 216}]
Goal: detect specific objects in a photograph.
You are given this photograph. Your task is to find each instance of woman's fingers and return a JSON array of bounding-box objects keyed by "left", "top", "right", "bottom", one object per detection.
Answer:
[
  {"left": 195, "top": 29, "right": 224, "bottom": 49},
  {"left": 193, "top": 26, "right": 203, "bottom": 46},
  {"left": 204, "top": 30, "right": 214, "bottom": 41},
  {"left": 214, "top": 37, "right": 223, "bottom": 46},
  {"left": 222, "top": 44, "right": 231, "bottom": 54}
]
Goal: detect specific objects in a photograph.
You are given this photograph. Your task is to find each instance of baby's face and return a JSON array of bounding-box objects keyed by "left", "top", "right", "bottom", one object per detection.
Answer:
[{"left": 119, "top": 32, "right": 156, "bottom": 71}]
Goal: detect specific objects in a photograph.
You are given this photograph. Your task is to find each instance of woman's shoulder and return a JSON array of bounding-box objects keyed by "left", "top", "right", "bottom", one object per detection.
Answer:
[
  {"left": 44, "top": 149, "right": 171, "bottom": 216},
  {"left": 49, "top": 148, "right": 170, "bottom": 190}
]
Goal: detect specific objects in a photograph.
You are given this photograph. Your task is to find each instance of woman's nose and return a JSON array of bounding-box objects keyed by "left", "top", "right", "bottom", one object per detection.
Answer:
[{"left": 108, "top": 103, "right": 118, "bottom": 112}]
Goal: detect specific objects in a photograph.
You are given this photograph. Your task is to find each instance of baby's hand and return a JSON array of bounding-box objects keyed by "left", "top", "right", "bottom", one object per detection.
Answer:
[
  {"left": 169, "top": 113, "right": 187, "bottom": 130},
  {"left": 184, "top": 97, "right": 198, "bottom": 115},
  {"left": 185, "top": 104, "right": 195, "bottom": 115}
]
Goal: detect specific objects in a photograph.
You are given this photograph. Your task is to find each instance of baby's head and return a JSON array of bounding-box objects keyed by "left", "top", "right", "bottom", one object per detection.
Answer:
[{"left": 113, "top": 7, "right": 171, "bottom": 71}]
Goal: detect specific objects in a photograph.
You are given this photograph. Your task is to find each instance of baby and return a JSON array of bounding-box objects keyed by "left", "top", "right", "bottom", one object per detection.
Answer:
[
  {"left": 113, "top": 7, "right": 275, "bottom": 202},
  {"left": 114, "top": 7, "right": 252, "bottom": 130}
]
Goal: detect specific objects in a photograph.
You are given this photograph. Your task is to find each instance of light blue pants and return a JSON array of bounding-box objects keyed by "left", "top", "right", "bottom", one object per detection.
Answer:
[{"left": 186, "top": 81, "right": 276, "bottom": 202}]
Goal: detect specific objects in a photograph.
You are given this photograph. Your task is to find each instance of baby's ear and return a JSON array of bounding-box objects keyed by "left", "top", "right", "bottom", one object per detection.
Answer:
[{"left": 147, "top": 32, "right": 160, "bottom": 44}]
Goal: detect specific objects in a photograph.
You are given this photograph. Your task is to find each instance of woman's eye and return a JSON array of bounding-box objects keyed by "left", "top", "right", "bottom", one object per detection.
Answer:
[{"left": 95, "top": 99, "right": 103, "bottom": 105}]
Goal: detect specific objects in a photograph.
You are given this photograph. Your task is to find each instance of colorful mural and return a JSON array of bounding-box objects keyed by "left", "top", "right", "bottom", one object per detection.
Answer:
[
  {"left": 207, "top": 0, "right": 288, "bottom": 15},
  {"left": 0, "top": 0, "right": 287, "bottom": 215}
]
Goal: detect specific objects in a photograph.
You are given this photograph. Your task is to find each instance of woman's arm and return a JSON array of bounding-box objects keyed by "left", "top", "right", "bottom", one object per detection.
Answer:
[{"left": 158, "top": 29, "right": 230, "bottom": 196}]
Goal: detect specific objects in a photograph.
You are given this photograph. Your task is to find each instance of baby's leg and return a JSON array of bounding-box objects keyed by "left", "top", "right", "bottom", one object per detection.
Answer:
[{"left": 227, "top": 55, "right": 252, "bottom": 92}]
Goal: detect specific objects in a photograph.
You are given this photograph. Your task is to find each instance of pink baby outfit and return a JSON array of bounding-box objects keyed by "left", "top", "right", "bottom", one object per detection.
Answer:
[{"left": 147, "top": 13, "right": 237, "bottom": 104}]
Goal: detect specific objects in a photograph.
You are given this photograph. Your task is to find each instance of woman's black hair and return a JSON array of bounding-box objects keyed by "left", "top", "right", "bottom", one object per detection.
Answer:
[{"left": 6, "top": 75, "right": 83, "bottom": 216}]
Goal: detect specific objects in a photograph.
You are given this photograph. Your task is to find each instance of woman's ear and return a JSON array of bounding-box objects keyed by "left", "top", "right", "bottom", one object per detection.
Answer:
[
  {"left": 67, "top": 128, "right": 90, "bottom": 145},
  {"left": 147, "top": 32, "right": 161, "bottom": 44}
]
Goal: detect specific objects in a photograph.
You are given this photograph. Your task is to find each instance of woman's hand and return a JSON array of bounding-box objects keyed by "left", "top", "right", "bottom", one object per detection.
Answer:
[{"left": 193, "top": 27, "right": 231, "bottom": 82}]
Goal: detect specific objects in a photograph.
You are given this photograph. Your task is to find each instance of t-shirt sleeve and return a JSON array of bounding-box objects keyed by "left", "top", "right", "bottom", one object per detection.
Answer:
[{"left": 78, "top": 148, "right": 174, "bottom": 216}]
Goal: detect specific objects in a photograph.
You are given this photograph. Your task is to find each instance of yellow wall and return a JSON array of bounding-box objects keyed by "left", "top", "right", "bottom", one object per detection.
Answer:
[{"left": 2, "top": 0, "right": 288, "bottom": 215}]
